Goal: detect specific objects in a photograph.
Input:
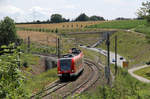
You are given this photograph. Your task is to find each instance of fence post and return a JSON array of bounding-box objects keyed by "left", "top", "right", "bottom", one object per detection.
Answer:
[
  {"left": 57, "top": 38, "right": 60, "bottom": 58},
  {"left": 47, "top": 36, "right": 49, "bottom": 53},
  {"left": 27, "top": 36, "right": 30, "bottom": 53}
]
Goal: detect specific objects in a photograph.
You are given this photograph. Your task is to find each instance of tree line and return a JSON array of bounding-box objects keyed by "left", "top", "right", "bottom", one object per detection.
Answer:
[{"left": 16, "top": 13, "right": 105, "bottom": 24}]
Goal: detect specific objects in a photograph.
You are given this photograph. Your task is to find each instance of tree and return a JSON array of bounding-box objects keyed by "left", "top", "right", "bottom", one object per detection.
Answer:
[
  {"left": 75, "top": 13, "right": 89, "bottom": 21},
  {"left": 137, "top": 1, "right": 150, "bottom": 22},
  {"left": 115, "top": 17, "right": 131, "bottom": 20},
  {"left": 50, "top": 14, "right": 63, "bottom": 23},
  {"left": 90, "top": 15, "right": 105, "bottom": 21},
  {"left": 0, "top": 17, "right": 18, "bottom": 46},
  {"left": 62, "top": 18, "right": 70, "bottom": 22}
]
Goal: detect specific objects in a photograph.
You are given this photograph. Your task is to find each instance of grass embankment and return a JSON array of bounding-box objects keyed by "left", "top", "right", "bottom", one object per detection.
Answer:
[
  {"left": 65, "top": 33, "right": 101, "bottom": 46},
  {"left": 134, "top": 66, "right": 150, "bottom": 80},
  {"left": 135, "top": 25, "right": 150, "bottom": 35},
  {"left": 98, "top": 30, "right": 150, "bottom": 67},
  {"left": 24, "top": 68, "right": 57, "bottom": 93},
  {"left": 88, "top": 20, "right": 146, "bottom": 29},
  {"left": 20, "top": 53, "right": 58, "bottom": 93},
  {"left": 79, "top": 67, "right": 150, "bottom": 99},
  {"left": 18, "top": 32, "right": 58, "bottom": 94},
  {"left": 135, "top": 25, "right": 150, "bottom": 42}
]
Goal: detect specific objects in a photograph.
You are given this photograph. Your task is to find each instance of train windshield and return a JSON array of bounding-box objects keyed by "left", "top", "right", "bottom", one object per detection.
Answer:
[{"left": 60, "top": 59, "right": 71, "bottom": 71}]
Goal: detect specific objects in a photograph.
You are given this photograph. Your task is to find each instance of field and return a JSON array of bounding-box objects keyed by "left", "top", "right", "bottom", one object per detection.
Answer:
[
  {"left": 17, "top": 30, "right": 57, "bottom": 46},
  {"left": 88, "top": 20, "right": 146, "bottom": 29},
  {"left": 16, "top": 21, "right": 105, "bottom": 29},
  {"left": 134, "top": 66, "right": 150, "bottom": 80}
]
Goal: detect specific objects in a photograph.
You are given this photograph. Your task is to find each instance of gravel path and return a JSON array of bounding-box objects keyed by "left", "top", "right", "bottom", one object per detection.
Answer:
[{"left": 128, "top": 65, "right": 150, "bottom": 83}]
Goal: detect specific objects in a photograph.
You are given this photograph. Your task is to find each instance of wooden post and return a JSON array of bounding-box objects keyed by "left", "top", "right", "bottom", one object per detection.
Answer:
[
  {"left": 106, "top": 33, "right": 110, "bottom": 84},
  {"left": 58, "top": 38, "right": 60, "bottom": 58},
  {"left": 27, "top": 36, "right": 30, "bottom": 53},
  {"left": 115, "top": 36, "right": 118, "bottom": 75}
]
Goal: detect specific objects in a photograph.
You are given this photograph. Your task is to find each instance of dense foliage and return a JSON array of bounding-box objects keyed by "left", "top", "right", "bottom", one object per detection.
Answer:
[
  {"left": 50, "top": 14, "right": 69, "bottom": 23},
  {"left": 0, "top": 17, "right": 18, "bottom": 46},
  {"left": 75, "top": 13, "right": 89, "bottom": 21},
  {"left": 0, "top": 44, "right": 30, "bottom": 99},
  {"left": 75, "top": 13, "right": 105, "bottom": 21},
  {"left": 89, "top": 15, "right": 105, "bottom": 21},
  {"left": 137, "top": 1, "right": 150, "bottom": 23}
]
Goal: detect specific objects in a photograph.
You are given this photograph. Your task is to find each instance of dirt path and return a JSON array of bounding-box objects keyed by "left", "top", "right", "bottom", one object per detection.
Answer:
[{"left": 128, "top": 65, "right": 150, "bottom": 83}]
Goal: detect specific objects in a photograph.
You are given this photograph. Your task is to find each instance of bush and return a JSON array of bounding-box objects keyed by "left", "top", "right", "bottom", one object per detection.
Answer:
[
  {"left": 55, "top": 28, "right": 58, "bottom": 33},
  {"left": 0, "top": 44, "right": 30, "bottom": 98},
  {"left": 23, "top": 60, "right": 28, "bottom": 68}
]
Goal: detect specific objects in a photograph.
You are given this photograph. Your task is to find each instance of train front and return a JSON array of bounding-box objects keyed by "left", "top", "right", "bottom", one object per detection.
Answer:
[{"left": 57, "top": 58, "right": 75, "bottom": 79}]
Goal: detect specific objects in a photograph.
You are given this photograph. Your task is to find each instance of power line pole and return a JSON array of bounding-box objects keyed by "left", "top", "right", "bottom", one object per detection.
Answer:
[
  {"left": 56, "top": 37, "right": 58, "bottom": 55},
  {"left": 57, "top": 37, "right": 60, "bottom": 58},
  {"left": 106, "top": 33, "right": 110, "bottom": 84},
  {"left": 115, "top": 35, "right": 118, "bottom": 75}
]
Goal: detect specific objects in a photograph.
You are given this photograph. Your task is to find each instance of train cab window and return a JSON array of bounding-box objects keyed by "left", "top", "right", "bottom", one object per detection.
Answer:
[{"left": 60, "top": 59, "right": 71, "bottom": 71}]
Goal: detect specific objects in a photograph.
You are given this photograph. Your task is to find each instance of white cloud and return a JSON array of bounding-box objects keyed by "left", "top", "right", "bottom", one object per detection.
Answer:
[
  {"left": 104, "top": 0, "right": 122, "bottom": 4},
  {"left": 0, "top": 0, "right": 146, "bottom": 22},
  {"left": 0, "top": 5, "right": 52, "bottom": 22},
  {"left": 64, "top": 5, "right": 76, "bottom": 9},
  {"left": 0, "top": 5, "right": 23, "bottom": 14},
  {"left": 27, "top": 6, "right": 51, "bottom": 21}
]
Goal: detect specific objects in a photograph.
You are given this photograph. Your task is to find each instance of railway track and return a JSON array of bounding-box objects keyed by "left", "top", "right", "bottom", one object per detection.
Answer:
[
  {"left": 31, "top": 57, "right": 101, "bottom": 99},
  {"left": 31, "top": 80, "right": 71, "bottom": 98},
  {"left": 62, "top": 59, "right": 101, "bottom": 98}
]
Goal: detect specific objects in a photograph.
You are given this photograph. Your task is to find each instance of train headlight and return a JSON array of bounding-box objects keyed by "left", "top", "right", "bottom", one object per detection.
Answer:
[{"left": 72, "top": 70, "right": 74, "bottom": 72}]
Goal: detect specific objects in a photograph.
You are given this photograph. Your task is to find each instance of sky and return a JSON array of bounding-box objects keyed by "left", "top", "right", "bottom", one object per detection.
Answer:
[{"left": 0, "top": 0, "right": 148, "bottom": 22}]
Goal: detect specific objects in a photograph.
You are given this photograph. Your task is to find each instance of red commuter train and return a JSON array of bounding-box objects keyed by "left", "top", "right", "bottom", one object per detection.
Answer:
[{"left": 57, "top": 48, "right": 84, "bottom": 80}]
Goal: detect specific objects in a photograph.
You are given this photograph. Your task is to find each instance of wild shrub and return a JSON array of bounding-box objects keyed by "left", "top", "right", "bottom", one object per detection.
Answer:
[{"left": 0, "top": 44, "right": 30, "bottom": 99}]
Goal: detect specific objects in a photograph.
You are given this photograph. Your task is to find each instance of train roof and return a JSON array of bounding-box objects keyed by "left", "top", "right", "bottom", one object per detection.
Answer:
[{"left": 60, "top": 48, "right": 82, "bottom": 59}]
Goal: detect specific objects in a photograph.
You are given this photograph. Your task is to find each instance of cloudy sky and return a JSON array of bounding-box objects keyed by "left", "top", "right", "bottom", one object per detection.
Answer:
[{"left": 0, "top": 0, "right": 147, "bottom": 22}]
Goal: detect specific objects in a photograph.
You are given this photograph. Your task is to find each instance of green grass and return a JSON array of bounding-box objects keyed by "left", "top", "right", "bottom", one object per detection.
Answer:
[
  {"left": 21, "top": 53, "right": 40, "bottom": 66},
  {"left": 79, "top": 67, "right": 150, "bottom": 99},
  {"left": 135, "top": 25, "right": 150, "bottom": 35},
  {"left": 20, "top": 42, "right": 56, "bottom": 54},
  {"left": 97, "top": 30, "right": 150, "bottom": 67},
  {"left": 134, "top": 66, "right": 150, "bottom": 80},
  {"left": 24, "top": 68, "right": 58, "bottom": 93},
  {"left": 19, "top": 43, "right": 58, "bottom": 94},
  {"left": 88, "top": 20, "right": 146, "bottom": 29}
]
